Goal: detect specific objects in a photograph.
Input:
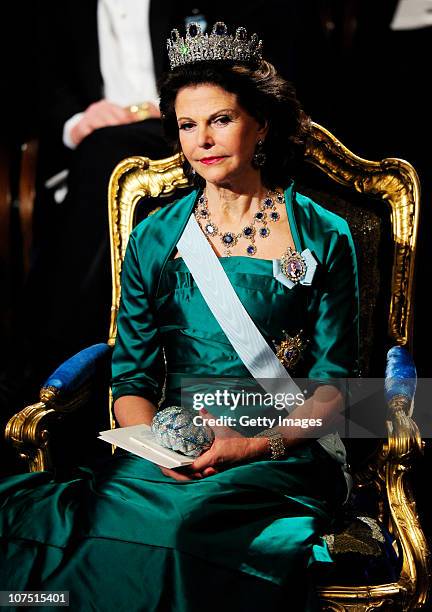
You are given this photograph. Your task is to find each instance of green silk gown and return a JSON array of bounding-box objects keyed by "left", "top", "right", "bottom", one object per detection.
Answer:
[{"left": 0, "top": 183, "right": 359, "bottom": 611}]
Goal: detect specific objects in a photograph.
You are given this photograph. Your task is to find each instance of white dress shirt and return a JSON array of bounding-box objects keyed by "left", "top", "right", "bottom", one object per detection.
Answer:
[
  {"left": 391, "top": 0, "right": 432, "bottom": 29},
  {"left": 63, "top": 0, "right": 158, "bottom": 149}
]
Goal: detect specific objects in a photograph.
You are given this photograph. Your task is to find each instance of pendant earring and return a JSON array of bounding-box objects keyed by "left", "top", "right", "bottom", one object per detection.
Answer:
[
  {"left": 253, "top": 139, "right": 266, "bottom": 167},
  {"left": 187, "top": 164, "right": 197, "bottom": 184}
]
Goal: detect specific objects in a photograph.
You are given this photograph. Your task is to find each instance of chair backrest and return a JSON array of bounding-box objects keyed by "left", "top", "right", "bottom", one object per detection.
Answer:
[
  {"left": 107, "top": 153, "right": 191, "bottom": 347},
  {"left": 107, "top": 122, "right": 419, "bottom": 377}
]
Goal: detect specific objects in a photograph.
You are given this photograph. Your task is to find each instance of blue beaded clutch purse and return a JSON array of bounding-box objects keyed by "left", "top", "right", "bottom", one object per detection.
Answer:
[{"left": 151, "top": 406, "right": 215, "bottom": 457}]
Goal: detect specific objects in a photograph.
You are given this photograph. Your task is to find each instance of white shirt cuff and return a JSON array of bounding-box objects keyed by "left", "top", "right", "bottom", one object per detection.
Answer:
[{"left": 63, "top": 112, "right": 84, "bottom": 149}]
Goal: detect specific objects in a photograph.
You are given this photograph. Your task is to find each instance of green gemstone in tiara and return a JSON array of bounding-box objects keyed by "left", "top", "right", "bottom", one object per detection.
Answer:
[{"left": 167, "top": 21, "right": 263, "bottom": 70}]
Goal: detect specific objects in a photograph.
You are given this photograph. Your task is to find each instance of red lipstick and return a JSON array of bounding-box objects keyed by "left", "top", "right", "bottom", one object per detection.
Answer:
[{"left": 200, "top": 156, "right": 226, "bottom": 165}]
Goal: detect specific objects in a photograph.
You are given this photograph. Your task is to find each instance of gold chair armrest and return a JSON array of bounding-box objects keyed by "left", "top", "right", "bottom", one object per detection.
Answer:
[
  {"left": 318, "top": 403, "right": 429, "bottom": 610},
  {"left": 5, "top": 383, "right": 91, "bottom": 473},
  {"left": 386, "top": 394, "right": 422, "bottom": 460},
  {"left": 382, "top": 400, "right": 430, "bottom": 609}
]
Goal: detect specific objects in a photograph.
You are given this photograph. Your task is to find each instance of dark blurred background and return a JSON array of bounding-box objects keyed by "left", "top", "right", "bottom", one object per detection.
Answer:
[{"left": 1, "top": 0, "right": 430, "bottom": 537}]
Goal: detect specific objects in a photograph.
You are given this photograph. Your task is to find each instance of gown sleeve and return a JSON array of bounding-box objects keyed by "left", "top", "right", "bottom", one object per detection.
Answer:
[
  {"left": 111, "top": 233, "right": 165, "bottom": 404},
  {"left": 307, "top": 219, "right": 359, "bottom": 382}
]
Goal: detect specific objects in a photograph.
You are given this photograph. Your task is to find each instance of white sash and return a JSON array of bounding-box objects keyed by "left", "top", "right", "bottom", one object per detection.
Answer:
[
  {"left": 177, "top": 213, "right": 351, "bottom": 497},
  {"left": 177, "top": 214, "right": 302, "bottom": 400}
]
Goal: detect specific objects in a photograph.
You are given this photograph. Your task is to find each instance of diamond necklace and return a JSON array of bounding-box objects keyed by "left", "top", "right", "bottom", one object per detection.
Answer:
[{"left": 194, "top": 189, "right": 285, "bottom": 257}]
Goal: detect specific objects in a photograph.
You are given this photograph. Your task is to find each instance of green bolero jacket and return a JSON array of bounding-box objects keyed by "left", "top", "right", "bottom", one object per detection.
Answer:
[{"left": 111, "top": 182, "right": 359, "bottom": 406}]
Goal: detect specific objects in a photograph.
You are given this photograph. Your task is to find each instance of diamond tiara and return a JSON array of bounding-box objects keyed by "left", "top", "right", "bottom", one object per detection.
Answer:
[{"left": 167, "top": 21, "right": 263, "bottom": 70}]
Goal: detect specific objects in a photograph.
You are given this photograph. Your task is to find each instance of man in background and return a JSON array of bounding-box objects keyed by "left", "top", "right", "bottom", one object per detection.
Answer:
[{"left": 29, "top": 1, "right": 198, "bottom": 374}]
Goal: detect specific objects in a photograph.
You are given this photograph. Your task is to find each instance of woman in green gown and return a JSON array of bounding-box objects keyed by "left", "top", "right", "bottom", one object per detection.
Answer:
[{"left": 0, "top": 22, "right": 358, "bottom": 611}]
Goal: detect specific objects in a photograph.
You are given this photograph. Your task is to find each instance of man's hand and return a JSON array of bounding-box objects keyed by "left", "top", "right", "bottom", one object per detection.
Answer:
[
  {"left": 70, "top": 100, "right": 136, "bottom": 146},
  {"left": 129, "top": 102, "right": 161, "bottom": 120},
  {"left": 144, "top": 102, "right": 161, "bottom": 119}
]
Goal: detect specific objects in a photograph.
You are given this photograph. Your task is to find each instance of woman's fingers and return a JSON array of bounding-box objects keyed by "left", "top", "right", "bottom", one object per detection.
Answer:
[
  {"left": 160, "top": 467, "right": 192, "bottom": 481},
  {"left": 202, "top": 467, "right": 219, "bottom": 477},
  {"left": 190, "top": 436, "right": 266, "bottom": 472},
  {"left": 160, "top": 461, "right": 220, "bottom": 480},
  {"left": 189, "top": 446, "right": 216, "bottom": 472},
  {"left": 160, "top": 465, "right": 216, "bottom": 480}
]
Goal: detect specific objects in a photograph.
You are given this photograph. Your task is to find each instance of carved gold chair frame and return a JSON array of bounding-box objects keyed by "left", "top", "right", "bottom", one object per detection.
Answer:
[{"left": 5, "top": 122, "right": 429, "bottom": 611}]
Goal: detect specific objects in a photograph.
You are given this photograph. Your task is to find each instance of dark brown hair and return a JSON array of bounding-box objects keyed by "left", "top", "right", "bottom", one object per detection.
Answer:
[{"left": 158, "top": 60, "right": 310, "bottom": 189}]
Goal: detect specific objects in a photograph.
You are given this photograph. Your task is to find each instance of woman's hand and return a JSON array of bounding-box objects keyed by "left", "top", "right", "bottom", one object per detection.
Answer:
[
  {"left": 189, "top": 409, "right": 268, "bottom": 475},
  {"left": 159, "top": 466, "right": 197, "bottom": 481},
  {"left": 159, "top": 465, "right": 212, "bottom": 481},
  {"left": 190, "top": 436, "right": 268, "bottom": 474},
  {"left": 159, "top": 439, "right": 266, "bottom": 479},
  {"left": 158, "top": 408, "right": 268, "bottom": 479}
]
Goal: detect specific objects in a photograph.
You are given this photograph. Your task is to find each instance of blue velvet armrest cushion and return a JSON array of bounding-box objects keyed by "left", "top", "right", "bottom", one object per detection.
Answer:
[
  {"left": 42, "top": 343, "right": 113, "bottom": 396},
  {"left": 385, "top": 346, "right": 417, "bottom": 404}
]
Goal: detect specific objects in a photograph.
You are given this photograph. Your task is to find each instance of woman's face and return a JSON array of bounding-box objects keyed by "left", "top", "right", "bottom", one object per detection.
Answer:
[{"left": 175, "top": 83, "right": 267, "bottom": 188}]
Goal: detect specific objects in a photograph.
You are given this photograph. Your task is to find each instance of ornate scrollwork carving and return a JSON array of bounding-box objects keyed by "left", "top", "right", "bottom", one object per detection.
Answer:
[
  {"left": 384, "top": 406, "right": 429, "bottom": 608},
  {"left": 5, "top": 383, "right": 92, "bottom": 472},
  {"left": 107, "top": 153, "right": 190, "bottom": 346},
  {"left": 322, "top": 599, "right": 400, "bottom": 612},
  {"left": 5, "top": 401, "right": 53, "bottom": 472},
  {"left": 305, "top": 122, "right": 419, "bottom": 346}
]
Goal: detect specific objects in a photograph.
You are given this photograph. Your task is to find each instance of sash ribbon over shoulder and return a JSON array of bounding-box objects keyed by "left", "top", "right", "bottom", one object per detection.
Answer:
[{"left": 177, "top": 212, "right": 352, "bottom": 499}]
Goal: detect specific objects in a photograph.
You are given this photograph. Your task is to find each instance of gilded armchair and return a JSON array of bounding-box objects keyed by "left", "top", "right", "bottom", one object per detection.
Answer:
[{"left": 5, "top": 122, "right": 429, "bottom": 611}]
